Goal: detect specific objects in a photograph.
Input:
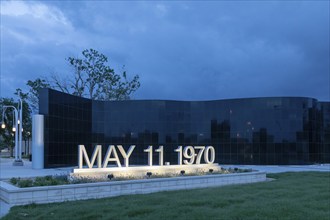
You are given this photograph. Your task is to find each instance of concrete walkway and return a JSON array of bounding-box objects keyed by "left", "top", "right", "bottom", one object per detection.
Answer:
[
  {"left": 0, "top": 157, "right": 329, "bottom": 218},
  {"left": 222, "top": 164, "right": 330, "bottom": 173},
  {"left": 0, "top": 158, "right": 73, "bottom": 180}
]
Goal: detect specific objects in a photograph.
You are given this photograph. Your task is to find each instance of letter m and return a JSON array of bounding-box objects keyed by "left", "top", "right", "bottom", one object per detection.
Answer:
[{"left": 78, "top": 145, "right": 102, "bottom": 169}]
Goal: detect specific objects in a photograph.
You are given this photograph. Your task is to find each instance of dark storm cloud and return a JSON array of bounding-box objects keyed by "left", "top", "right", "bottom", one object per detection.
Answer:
[{"left": 1, "top": 1, "right": 329, "bottom": 101}]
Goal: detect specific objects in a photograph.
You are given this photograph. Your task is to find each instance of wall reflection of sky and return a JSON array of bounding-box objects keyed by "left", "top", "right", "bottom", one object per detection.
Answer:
[{"left": 40, "top": 89, "right": 330, "bottom": 167}]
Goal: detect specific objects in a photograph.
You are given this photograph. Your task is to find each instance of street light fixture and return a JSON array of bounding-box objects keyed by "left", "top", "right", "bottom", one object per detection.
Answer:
[
  {"left": 1, "top": 110, "right": 6, "bottom": 129},
  {"left": 1, "top": 98, "right": 24, "bottom": 166}
]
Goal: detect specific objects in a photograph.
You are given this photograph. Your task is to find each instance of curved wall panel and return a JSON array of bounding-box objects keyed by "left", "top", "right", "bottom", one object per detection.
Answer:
[{"left": 39, "top": 89, "right": 329, "bottom": 168}]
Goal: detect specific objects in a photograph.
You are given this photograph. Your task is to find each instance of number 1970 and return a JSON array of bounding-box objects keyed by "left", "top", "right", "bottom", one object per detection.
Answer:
[{"left": 175, "top": 146, "right": 215, "bottom": 165}]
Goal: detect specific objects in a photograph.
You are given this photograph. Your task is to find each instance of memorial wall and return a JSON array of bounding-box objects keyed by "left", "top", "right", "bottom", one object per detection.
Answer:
[{"left": 39, "top": 88, "right": 329, "bottom": 168}]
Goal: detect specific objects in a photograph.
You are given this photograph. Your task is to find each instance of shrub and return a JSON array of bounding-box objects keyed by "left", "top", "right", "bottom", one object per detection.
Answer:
[
  {"left": 44, "top": 175, "right": 52, "bottom": 181},
  {"left": 8, "top": 168, "right": 252, "bottom": 188},
  {"left": 9, "top": 175, "right": 69, "bottom": 188},
  {"left": 10, "top": 177, "right": 20, "bottom": 185},
  {"left": 17, "top": 179, "right": 33, "bottom": 188}
]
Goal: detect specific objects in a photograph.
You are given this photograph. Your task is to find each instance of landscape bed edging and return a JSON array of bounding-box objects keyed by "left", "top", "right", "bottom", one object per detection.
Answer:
[{"left": 0, "top": 171, "right": 266, "bottom": 206}]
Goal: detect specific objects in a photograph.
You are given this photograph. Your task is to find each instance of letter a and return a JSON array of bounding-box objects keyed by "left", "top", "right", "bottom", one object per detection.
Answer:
[{"left": 103, "top": 145, "right": 121, "bottom": 167}]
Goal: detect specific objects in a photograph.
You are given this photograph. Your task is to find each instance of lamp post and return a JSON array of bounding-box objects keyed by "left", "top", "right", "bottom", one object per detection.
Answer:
[
  {"left": 18, "top": 99, "right": 23, "bottom": 162},
  {"left": 1, "top": 99, "right": 24, "bottom": 166}
]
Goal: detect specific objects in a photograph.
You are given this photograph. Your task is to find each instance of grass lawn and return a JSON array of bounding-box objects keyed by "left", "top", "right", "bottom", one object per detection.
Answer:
[{"left": 2, "top": 172, "right": 330, "bottom": 220}]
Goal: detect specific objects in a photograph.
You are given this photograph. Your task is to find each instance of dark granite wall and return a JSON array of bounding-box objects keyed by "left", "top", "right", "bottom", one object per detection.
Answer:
[{"left": 39, "top": 89, "right": 329, "bottom": 168}]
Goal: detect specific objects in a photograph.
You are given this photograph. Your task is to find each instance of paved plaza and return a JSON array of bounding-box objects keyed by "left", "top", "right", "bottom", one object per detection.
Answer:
[
  {"left": 0, "top": 158, "right": 73, "bottom": 180},
  {"left": 221, "top": 164, "right": 330, "bottom": 173}
]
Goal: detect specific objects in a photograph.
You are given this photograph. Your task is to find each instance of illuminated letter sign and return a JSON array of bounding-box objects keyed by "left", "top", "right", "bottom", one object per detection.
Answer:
[{"left": 78, "top": 145, "right": 215, "bottom": 169}]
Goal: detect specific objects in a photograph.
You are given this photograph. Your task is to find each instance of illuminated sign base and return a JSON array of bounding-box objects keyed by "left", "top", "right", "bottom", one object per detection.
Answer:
[{"left": 72, "top": 163, "right": 220, "bottom": 179}]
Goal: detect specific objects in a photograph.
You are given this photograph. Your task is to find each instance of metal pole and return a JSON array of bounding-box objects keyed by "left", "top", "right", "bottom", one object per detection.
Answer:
[
  {"left": 18, "top": 99, "right": 23, "bottom": 161},
  {"left": 14, "top": 110, "right": 18, "bottom": 161}
]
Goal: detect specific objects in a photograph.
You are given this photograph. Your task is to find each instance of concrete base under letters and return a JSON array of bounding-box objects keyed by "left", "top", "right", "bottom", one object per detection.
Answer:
[{"left": 72, "top": 164, "right": 221, "bottom": 179}]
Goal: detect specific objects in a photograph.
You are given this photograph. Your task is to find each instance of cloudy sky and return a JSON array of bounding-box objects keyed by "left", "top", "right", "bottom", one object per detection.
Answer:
[{"left": 1, "top": 1, "right": 329, "bottom": 101}]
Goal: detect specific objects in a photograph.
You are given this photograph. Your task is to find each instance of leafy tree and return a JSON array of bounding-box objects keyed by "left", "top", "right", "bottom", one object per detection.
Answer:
[
  {"left": 66, "top": 48, "right": 140, "bottom": 100},
  {"left": 26, "top": 78, "right": 51, "bottom": 113},
  {"left": 26, "top": 49, "right": 140, "bottom": 113},
  {"left": 67, "top": 48, "right": 115, "bottom": 99},
  {"left": 0, "top": 98, "right": 15, "bottom": 156},
  {"left": 101, "top": 66, "right": 140, "bottom": 100}
]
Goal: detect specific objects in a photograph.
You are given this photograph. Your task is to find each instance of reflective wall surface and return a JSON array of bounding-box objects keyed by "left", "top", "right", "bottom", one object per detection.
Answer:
[{"left": 39, "top": 89, "right": 330, "bottom": 168}]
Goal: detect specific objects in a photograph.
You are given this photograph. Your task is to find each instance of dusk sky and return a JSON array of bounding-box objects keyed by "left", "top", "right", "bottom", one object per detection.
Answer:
[{"left": 1, "top": 1, "right": 329, "bottom": 101}]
